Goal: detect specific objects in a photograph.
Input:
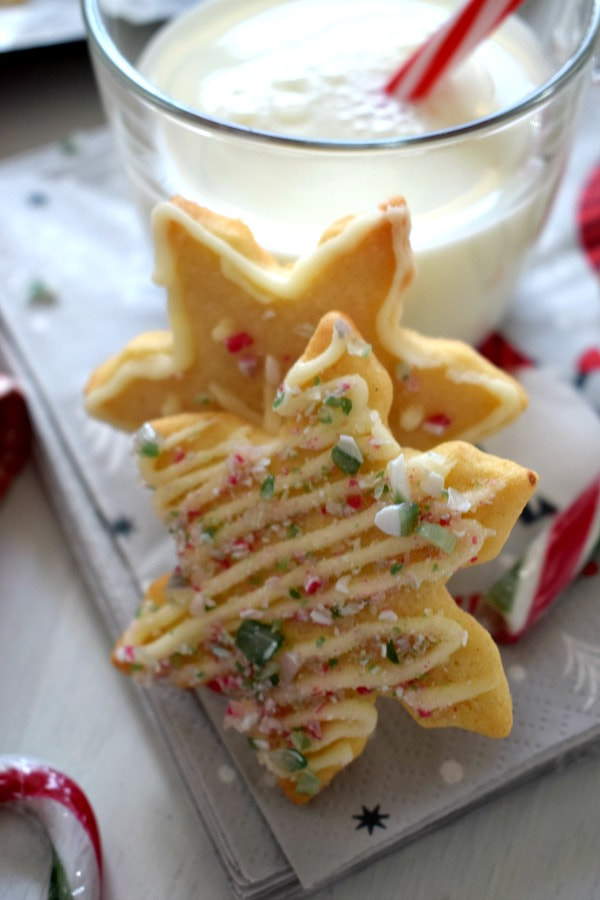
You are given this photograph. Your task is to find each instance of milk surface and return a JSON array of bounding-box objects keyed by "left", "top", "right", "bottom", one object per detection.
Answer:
[
  {"left": 137, "top": 0, "right": 555, "bottom": 340},
  {"left": 143, "top": 0, "right": 545, "bottom": 141}
]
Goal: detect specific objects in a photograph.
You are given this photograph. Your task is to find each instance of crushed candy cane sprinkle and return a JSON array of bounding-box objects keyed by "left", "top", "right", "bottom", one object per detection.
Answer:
[{"left": 121, "top": 319, "right": 503, "bottom": 797}]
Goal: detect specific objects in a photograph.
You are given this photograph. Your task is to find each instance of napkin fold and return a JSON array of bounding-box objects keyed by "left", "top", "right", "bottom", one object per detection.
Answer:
[{"left": 0, "top": 85, "right": 598, "bottom": 896}]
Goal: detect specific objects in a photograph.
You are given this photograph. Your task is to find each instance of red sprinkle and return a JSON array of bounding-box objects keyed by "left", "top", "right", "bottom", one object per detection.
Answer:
[
  {"left": 346, "top": 494, "right": 362, "bottom": 510},
  {"left": 226, "top": 332, "right": 254, "bottom": 353},
  {"left": 306, "top": 721, "right": 322, "bottom": 740},
  {"left": 304, "top": 575, "right": 323, "bottom": 595},
  {"left": 423, "top": 412, "right": 451, "bottom": 433},
  {"left": 357, "top": 686, "right": 372, "bottom": 695}
]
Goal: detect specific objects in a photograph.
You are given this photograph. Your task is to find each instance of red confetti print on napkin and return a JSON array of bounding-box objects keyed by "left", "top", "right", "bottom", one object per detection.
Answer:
[
  {"left": 578, "top": 162, "right": 600, "bottom": 275},
  {"left": 477, "top": 332, "right": 534, "bottom": 371}
]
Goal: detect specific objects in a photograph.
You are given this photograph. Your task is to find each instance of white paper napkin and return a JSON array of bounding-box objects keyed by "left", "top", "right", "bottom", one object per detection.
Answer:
[{"left": 0, "top": 84, "right": 599, "bottom": 896}]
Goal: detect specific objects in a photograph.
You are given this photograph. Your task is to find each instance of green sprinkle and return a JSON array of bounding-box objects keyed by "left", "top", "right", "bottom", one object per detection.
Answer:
[
  {"left": 331, "top": 439, "right": 363, "bottom": 475},
  {"left": 295, "top": 769, "right": 321, "bottom": 796},
  {"left": 235, "top": 619, "right": 284, "bottom": 666},
  {"left": 415, "top": 521, "right": 457, "bottom": 554},
  {"left": 390, "top": 562, "right": 404, "bottom": 575},
  {"left": 289, "top": 587, "right": 302, "bottom": 600},
  {"left": 325, "top": 395, "right": 353, "bottom": 415},
  {"left": 314, "top": 376, "right": 321, "bottom": 385},
  {"left": 374, "top": 481, "right": 389, "bottom": 500},
  {"left": 270, "top": 748, "right": 308, "bottom": 773},
  {"left": 194, "top": 394, "right": 213, "bottom": 405},
  {"left": 134, "top": 423, "right": 163, "bottom": 458},
  {"left": 204, "top": 524, "right": 218, "bottom": 540},
  {"left": 196, "top": 670, "right": 205, "bottom": 681},
  {"left": 328, "top": 657, "right": 339, "bottom": 668},
  {"left": 287, "top": 522, "right": 301, "bottom": 539},
  {"left": 396, "top": 502, "right": 419, "bottom": 536},
  {"left": 331, "top": 606, "right": 343, "bottom": 618},
  {"left": 318, "top": 410, "right": 333, "bottom": 424},
  {"left": 129, "top": 663, "right": 144, "bottom": 673},
  {"left": 141, "top": 442, "right": 160, "bottom": 458},
  {"left": 249, "top": 573, "right": 263, "bottom": 586},
  {"left": 260, "top": 474, "right": 275, "bottom": 499},
  {"left": 290, "top": 729, "right": 311, "bottom": 751},
  {"left": 486, "top": 560, "right": 522, "bottom": 614},
  {"left": 273, "top": 390, "right": 285, "bottom": 409},
  {"left": 385, "top": 640, "right": 400, "bottom": 664},
  {"left": 276, "top": 558, "right": 290, "bottom": 572},
  {"left": 315, "top": 635, "right": 326, "bottom": 648}
]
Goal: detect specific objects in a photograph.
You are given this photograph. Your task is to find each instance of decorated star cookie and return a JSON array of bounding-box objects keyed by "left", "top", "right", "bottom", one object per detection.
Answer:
[
  {"left": 85, "top": 196, "right": 526, "bottom": 450},
  {"left": 113, "top": 313, "right": 537, "bottom": 802}
]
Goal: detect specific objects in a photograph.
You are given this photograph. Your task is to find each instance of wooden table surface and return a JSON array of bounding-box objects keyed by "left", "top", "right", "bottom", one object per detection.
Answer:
[{"left": 1, "top": 40, "right": 600, "bottom": 900}]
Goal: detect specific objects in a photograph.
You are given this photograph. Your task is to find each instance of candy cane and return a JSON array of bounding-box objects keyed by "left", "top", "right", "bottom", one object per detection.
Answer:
[
  {"left": 0, "top": 757, "right": 102, "bottom": 899},
  {"left": 485, "top": 475, "right": 600, "bottom": 641},
  {"left": 0, "top": 373, "right": 32, "bottom": 500},
  {"left": 385, "top": 0, "right": 525, "bottom": 102}
]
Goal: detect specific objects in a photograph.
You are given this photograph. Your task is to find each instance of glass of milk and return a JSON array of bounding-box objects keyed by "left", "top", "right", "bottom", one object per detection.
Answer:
[{"left": 82, "top": 0, "right": 600, "bottom": 343}]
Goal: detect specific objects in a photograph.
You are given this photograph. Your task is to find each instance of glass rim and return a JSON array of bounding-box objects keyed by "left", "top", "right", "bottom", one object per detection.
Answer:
[{"left": 82, "top": 0, "right": 600, "bottom": 151}]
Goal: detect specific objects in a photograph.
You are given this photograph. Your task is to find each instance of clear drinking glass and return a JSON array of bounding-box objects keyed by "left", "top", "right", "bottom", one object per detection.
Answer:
[{"left": 82, "top": 0, "right": 600, "bottom": 342}]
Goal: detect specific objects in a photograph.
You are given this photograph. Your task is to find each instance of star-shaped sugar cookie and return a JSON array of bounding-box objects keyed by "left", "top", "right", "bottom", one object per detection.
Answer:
[
  {"left": 113, "top": 312, "right": 537, "bottom": 802},
  {"left": 85, "top": 196, "right": 526, "bottom": 450}
]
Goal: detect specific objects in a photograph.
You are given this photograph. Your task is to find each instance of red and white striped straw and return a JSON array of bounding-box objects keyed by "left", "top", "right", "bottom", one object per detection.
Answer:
[{"left": 385, "top": 0, "right": 525, "bottom": 102}]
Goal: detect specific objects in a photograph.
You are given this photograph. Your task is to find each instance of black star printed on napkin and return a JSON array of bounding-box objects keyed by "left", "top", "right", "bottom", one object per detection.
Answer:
[
  {"left": 26, "top": 190, "right": 50, "bottom": 207},
  {"left": 109, "top": 515, "right": 135, "bottom": 537},
  {"left": 352, "top": 804, "right": 389, "bottom": 835}
]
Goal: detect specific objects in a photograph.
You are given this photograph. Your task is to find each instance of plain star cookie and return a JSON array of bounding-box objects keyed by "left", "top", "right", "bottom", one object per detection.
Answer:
[{"left": 85, "top": 196, "right": 527, "bottom": 450}]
